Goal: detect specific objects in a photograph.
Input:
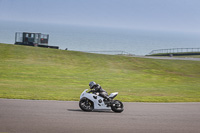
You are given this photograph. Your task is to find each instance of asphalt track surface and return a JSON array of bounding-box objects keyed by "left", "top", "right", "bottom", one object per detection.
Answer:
[
  {"left": 135, "top": 56, "right": 200, "bottom": 61},
  {"left": 0, "top": 99, "right": 200, "bottom": 133}
]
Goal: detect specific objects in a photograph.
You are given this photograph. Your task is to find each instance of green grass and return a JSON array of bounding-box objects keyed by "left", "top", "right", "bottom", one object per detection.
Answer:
[{"left": 0, "top": 43, "right": 200, "bottom": 102}]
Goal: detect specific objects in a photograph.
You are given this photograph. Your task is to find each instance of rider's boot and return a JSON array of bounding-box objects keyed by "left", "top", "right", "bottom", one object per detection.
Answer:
[{"left": 104, "top": 97, "right": 112, "bottom": 107}]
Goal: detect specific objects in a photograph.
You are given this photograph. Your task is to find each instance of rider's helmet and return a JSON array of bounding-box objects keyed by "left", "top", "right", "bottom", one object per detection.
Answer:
[{"left": 89, "top": 81, "right": 96, "bottom": 89}]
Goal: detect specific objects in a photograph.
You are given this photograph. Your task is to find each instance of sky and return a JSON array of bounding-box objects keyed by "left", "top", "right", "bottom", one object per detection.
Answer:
[{"left": 0, "top": 0, "right": 200, "bottom": 33}]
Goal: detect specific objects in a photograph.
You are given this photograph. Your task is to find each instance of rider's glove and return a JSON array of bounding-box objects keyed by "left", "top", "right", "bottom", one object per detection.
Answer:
[{"left": 88, "top": 90, "right": 94, "bottom": 93}]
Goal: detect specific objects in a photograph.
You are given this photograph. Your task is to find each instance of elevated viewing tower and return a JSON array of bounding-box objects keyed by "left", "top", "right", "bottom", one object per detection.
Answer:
[{"left": 15, "top": 32, "right": 58, "bottom": 49}]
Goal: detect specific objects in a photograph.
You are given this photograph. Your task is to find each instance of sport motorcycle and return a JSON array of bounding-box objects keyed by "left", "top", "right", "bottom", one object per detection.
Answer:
[{"left": 79, "top": 89, "right": 124, "bottom": 113}]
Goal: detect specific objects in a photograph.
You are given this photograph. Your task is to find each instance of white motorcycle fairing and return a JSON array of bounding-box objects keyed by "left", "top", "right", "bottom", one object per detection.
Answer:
[{"left": 80, "top": 89, "right": 118, "bottom": 110}]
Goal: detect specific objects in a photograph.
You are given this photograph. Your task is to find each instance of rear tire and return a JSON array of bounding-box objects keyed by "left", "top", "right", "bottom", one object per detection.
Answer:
[
  {"left": 79, "top": 98, "right": 94, "bottom": 112},
  {"left": 111, "top": 100, "right": 124, "bottom": 113}
]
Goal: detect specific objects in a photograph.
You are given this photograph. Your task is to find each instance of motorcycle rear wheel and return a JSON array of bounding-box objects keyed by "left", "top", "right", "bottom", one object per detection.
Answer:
[
  {"left": 111, "top": 100, "right": 124, "bottom": 113},
  {"left": 79, "top": 98, "right": 94, "bottom": 112}
]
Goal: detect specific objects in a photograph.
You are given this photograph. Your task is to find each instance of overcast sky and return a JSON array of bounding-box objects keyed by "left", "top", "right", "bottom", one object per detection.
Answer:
[{"left": 0, "top": 0, "right": 200, "bottom": 33}]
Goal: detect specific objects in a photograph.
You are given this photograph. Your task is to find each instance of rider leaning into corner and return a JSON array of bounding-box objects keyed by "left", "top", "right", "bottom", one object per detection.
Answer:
[{"left": 88, "top": 81, "right": 110, "bottom": 101}]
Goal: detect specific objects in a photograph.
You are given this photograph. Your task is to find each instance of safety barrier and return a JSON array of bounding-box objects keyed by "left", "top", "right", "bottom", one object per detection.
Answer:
[{"left": 149, "top": 48, "right": 200, "bottom": 55}]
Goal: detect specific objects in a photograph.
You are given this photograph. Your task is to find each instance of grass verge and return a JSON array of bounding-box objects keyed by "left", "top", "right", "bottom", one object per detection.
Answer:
[{"left": 0, "top": 43, "right": 200, "bottom": 102}]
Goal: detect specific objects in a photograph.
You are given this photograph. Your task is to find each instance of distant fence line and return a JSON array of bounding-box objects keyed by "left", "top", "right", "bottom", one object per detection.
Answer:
[
  {"left": 82, "top": 51, "right": 134, "bottom": 55},
  {"left": 149, "top": 48, "right": 200, "bottom": 55}
]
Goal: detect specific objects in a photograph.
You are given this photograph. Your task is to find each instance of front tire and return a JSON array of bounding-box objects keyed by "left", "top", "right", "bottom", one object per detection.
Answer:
[
  {"left": 111, "top": 100, "right": 124, "bottom": 113},
  {"left": 79, "top": 98, "right": 94, "bottom": 112}
]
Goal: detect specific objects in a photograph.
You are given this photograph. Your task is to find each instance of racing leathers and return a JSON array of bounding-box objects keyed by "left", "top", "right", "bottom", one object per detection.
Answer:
[{"left": 89, "top": 84, "right": 109, "bottom": 100}]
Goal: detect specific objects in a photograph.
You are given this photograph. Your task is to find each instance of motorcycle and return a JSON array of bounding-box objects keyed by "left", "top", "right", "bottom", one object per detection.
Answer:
[{"left": 79, "top": 89, "right": 124, "bottom": 113}]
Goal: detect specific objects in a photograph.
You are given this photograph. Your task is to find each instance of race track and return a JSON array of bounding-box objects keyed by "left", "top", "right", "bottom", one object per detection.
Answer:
[
  {"left": 135, "top": 56, "right": 200, "bottom": 61},
  {"left": 0, "top": 99, "right": 200, "bottom": 133}
]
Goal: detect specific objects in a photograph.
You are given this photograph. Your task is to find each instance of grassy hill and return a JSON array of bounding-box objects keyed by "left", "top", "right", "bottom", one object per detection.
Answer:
[{"left": 0, "top": 43, "right": 200, "bottom": 102}]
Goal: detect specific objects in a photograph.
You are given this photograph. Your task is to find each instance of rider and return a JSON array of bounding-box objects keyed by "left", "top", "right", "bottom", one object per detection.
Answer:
[{"left": 89, "top": 81, "right": 110, "bottom": 101}]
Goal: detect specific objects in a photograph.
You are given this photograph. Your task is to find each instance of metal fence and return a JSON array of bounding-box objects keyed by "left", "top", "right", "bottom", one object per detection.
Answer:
[{"left": 149, "top": 48, "right": 200, "bottom": 55}]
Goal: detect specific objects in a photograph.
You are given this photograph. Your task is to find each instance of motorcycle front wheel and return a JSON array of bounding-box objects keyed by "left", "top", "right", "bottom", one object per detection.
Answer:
[
  {"left": 111, "top": 100, "right": 124, "bottom": 113},
  {"left": 79, "top": 98, "right": 94, "bottom": 112}
]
